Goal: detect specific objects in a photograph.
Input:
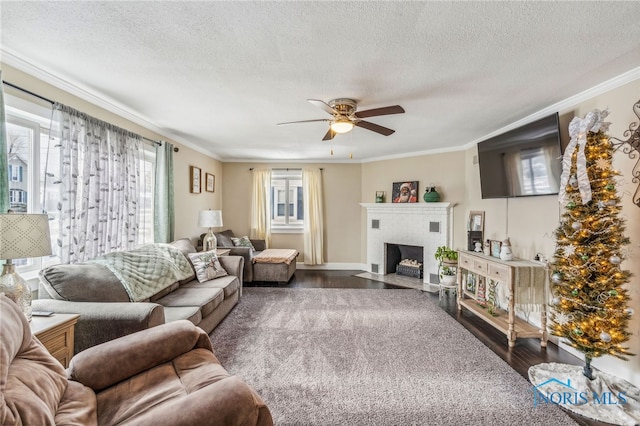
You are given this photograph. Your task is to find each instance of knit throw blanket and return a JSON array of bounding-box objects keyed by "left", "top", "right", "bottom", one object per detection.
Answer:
[{"left": 88, "top": 244, "right": 194, "bottom": 302}]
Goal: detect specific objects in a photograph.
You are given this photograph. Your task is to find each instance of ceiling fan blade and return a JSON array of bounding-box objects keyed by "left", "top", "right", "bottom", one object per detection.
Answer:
[
  {"left": 277, "top": 119, "right": 331, "bottom": 125},
  {"left": 308, "top": 99, "right": 338, "bottom": 116},
  {"left": 322, "top": 128, "right": 336, "bottom": 141},
  {"left": 355, "top": 105, "right": 405, "bottom": 119},
  {"left": 355, "top": 120, "right": 395, "bottom": 136}
]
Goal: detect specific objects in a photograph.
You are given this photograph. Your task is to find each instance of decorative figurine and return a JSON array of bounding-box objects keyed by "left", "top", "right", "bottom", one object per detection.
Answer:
[
  {"left": 499, "top": 238, "right": 513, "bottom": 261},
  {"left": 483, "top": 239, "right": 491, "bottom": 256},
  {"left": 474, "top": 241, "right": 483, "bottom": 252}
]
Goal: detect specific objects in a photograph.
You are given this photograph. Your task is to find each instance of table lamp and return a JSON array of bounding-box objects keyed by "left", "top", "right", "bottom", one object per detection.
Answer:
[
  {"left": 0, "top": 213, "right": 52, "bottom": 321},
  {"left": 198, "top": 210, "right": 223, "bottom": 252}
]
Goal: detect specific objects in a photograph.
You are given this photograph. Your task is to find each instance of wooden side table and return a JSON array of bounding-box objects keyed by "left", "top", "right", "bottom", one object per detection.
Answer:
[
  {"left": 216, "top": 248, "right": 231, "bottom": 256},
  {"left": 31, "top": 313, "right": 80, "bottom": 368}
]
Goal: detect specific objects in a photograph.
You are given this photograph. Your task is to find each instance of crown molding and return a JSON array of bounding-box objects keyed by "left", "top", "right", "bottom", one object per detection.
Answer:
[
  {"left": 462, "top": 66, "right": 640, "bottom": 150},
  {"left": 1, "top": 49, "right": 221, "bottom": 160}
]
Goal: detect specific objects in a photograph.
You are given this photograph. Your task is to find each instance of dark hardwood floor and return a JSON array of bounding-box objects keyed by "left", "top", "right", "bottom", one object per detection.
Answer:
[{"left": 245, "top": 269, "right": 611, "bottom": 426}]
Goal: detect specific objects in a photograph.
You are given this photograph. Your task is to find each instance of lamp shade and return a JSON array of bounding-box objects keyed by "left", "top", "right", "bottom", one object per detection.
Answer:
[
  {"left": 198, "top": 210, "right": 223, "bottom": 228},
  {"left": 0, "top": 214, "right": 52, "bottom": 260}
]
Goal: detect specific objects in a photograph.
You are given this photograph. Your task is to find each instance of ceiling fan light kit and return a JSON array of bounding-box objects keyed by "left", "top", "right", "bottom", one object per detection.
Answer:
[
  {"left": 330, "top": 119, "right": 354, "bottom": 134},
  {"left": 278, "top": 98, "right": 405, "bottom": 141}
]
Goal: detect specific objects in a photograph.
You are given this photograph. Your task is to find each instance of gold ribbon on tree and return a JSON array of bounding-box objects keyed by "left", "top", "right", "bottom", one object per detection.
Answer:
[{"left": 558, "top": 109, "right": 610, "bottom": 206}]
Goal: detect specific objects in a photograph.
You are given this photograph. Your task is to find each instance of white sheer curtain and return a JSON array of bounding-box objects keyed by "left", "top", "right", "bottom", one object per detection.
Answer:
[
  {"left": 302, "top": 168, "right": 324, "bottom": 265},
  {"left": 250, "top": 168, "right": 271, "bottom": 247},
  {"left": 47, "top": 103, "right": 142, "bottom": 264}
]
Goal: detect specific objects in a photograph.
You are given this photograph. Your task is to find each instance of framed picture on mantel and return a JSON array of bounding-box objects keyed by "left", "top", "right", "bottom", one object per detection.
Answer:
[{"left": 392, "top": 181, "right": 418, "bottom": 203}]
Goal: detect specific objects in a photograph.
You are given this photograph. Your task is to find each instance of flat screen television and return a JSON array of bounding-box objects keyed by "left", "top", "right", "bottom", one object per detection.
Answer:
[{"left": 478, "top": 112, "right": 563, "bottom": 199}]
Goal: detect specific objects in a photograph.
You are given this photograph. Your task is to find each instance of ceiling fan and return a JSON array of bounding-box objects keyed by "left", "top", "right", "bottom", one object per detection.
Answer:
[{"left": 277, "top": 98, "right": 405, "bottom": 141}]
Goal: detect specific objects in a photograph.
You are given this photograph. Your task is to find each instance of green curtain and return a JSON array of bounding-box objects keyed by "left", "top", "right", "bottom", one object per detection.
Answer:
[
  {"left": 154, "top": 141, "right": 174, "bottom": 243},
  {"left": 0, "top": 72, "right": 9, "bottom": 213}
]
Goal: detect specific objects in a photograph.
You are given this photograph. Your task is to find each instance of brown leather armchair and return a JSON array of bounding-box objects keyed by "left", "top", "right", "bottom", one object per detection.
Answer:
[{"left": 0, "top": 295, "right": 273, "bottom": 426}]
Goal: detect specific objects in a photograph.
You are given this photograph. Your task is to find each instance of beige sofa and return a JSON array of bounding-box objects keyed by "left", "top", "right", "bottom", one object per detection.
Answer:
[
  {"left": 1, "top": 295, "right": 273, "bottom": 426},
  {"left": 33, "top": 239, "right": 242, "bottom": 354}
]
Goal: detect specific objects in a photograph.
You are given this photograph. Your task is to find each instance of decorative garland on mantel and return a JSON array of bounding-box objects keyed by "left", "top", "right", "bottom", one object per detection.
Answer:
[{"left": 610, "top": 99, "right": 640, "bottom": 208}]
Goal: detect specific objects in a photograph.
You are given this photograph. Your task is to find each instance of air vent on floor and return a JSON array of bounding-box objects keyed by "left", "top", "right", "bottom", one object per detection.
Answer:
[{"left": 371, "top": 264, "right": 379, "bottom": 273}]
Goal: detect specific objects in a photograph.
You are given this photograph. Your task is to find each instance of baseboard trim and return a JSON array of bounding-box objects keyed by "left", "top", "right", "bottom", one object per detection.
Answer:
[{"left": 297, "top": 263, "right": 367, "bottom": 270}]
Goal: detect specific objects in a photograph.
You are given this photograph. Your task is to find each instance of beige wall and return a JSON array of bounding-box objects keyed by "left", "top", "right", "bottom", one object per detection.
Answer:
[
  {"left": 463, "top": 79, "right": 640, "bottom": 386},
  {"left": 221, "top": 162, "right": 362, "bottom": 264},
  {"left": 361, "top": 150, "right": 468, "bottom": 261},
  {"left": 2, "top": 63, "right": 223, "bottom": 244},
  {"left": 173, "top": 147, "right": 223, "bottom": 244}
]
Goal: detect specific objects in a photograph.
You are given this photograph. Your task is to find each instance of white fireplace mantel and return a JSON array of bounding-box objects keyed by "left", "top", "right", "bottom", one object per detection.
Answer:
[
  {"left": 360, "top": 202, "right": 455, "bottom": 286},
  {"left": 360, "top": 202, "right": 453, "bottom": 212}
]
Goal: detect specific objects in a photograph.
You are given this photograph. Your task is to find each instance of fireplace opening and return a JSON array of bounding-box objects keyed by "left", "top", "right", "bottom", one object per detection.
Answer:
[{"left": 385, "top": 243, "right": 424, "bottom": 278}]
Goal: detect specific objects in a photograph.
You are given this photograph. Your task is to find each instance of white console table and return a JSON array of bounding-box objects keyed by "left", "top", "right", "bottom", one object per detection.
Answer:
[{"left": 457, "top": 251, "right": 547, "bottom": 348}]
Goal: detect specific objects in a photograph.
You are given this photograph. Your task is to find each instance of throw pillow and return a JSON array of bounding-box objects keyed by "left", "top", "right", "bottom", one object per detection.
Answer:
[
  {"left": 187, "top": 250, "right": 228, "bottom": 282},
  {"left": 231, "top": 236, "right": 255, "bottom": 250}
]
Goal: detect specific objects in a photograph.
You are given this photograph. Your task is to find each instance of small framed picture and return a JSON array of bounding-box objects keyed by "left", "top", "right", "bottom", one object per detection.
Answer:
[
  {"left": 392, "top": 181, "right": 418, "bottom": 203},
  {"left": 469, "top": 211, "right": 485, "bottom": 232},
  {"left": 375, "top": 191, "right": 385, "bottom": 203},
  {"left": 205, "top": 173, "right": 215, "bottom": 193},
  {"left": 490, "top": 240, "right": 502, "bottom": 258},
  {"left": 190, "top": 166, "right": 201, "bottom": 193}
]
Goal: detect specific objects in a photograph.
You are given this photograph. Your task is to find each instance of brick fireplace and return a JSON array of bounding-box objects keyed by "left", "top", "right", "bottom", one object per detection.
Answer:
[{"left": 360, "top": 202, "right": 454, "bottom": 290}]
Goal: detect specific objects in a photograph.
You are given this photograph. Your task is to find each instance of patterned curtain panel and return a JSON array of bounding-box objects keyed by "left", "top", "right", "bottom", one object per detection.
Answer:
[
  {"left": 47, "top": 103, "right": 142, "bottom": 264},
  {"left": 302, "top": 168, "right": 324, "bottom": 265},
  {"left": 0, "top": 73, "right": 9, "bottom": 213},
  {"left": 250, "top": 168, "right": 271, "bottom": 247},
  {"left": 154, "top": 141, "right": 174, "bottom": 243}
]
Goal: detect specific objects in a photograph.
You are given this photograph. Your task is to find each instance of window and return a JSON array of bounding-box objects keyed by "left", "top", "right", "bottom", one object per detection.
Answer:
[
  {"left": 520, "top": 147, "right": 553, "bottom": 195},
  {"left": 9, "top": 164, "right": 23, "bottom": 182},
  {"left": 4, "top": 114, "right": 54, "bottom": 269},
  {"left": 4, "top": 94, "right": 156, "bottom": 272},
  {"left": 9, "top": 189, "right": 27, "bottom": 204},
  {"left": 271, "top": 169, "right": 303, "bottom": 231}
]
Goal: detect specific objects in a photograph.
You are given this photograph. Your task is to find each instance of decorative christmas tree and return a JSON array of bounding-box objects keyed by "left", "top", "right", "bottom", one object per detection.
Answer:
[{"left": 551, "top": 109, "right": 633, "bottom": 380}]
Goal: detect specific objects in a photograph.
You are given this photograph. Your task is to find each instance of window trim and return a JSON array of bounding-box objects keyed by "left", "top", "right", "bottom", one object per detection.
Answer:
[{"left": 270, "top": 169, "right": 304, "bottom": 233}]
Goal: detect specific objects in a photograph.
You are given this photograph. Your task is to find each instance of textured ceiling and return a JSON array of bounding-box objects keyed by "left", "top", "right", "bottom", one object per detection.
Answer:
[{"left": 2, "top": 1, "right": 640, "bottom": 162}]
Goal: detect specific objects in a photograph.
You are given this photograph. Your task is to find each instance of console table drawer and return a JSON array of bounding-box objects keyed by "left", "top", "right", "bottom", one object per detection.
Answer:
[
  {"left": 472, "top": 259, "right": 487, "bottom": 274},
  {"left": 459, "top": 254, "right": 473, "bottom": 269},
  {"left": 488, "top": 263, "right": 510, "bottom": 281}
]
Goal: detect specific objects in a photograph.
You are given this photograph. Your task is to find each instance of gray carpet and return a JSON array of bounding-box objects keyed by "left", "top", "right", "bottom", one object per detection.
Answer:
[{"left": 210, "top": 288, "right": 576, "bottom": 425}]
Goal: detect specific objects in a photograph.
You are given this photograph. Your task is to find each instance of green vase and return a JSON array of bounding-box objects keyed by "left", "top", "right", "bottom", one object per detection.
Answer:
[{"left": 423, "top": 187, "right": 440, "bottom": 202}]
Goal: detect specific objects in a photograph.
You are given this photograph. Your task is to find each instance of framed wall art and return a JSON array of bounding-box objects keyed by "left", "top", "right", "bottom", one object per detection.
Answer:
[
  {"left": 469, "top": 211, "right": 485, "bottom": 232},
  {"left": 190, "top": 166, "right": 201, "bottom": 193},
  {"left": 205, "top": 173, "right": 215, "bottom": 193},
  {"left": 392, "top": 181, "right": 418, "bottom": 203}
]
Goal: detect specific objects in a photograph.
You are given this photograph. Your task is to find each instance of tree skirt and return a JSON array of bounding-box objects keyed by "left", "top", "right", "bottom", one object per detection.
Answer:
[{"left": 529, "top": 362, "right": 640, "bottom": 426}]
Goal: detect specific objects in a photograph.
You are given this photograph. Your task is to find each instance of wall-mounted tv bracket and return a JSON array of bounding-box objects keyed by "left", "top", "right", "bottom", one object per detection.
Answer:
[{"left": 610, "top": 99, "right": 640, "bottom": 208}]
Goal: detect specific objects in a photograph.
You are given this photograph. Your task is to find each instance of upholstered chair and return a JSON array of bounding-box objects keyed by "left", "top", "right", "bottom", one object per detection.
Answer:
[{"left": 0, "top": 295, "right": 273, "bottom": 425}]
